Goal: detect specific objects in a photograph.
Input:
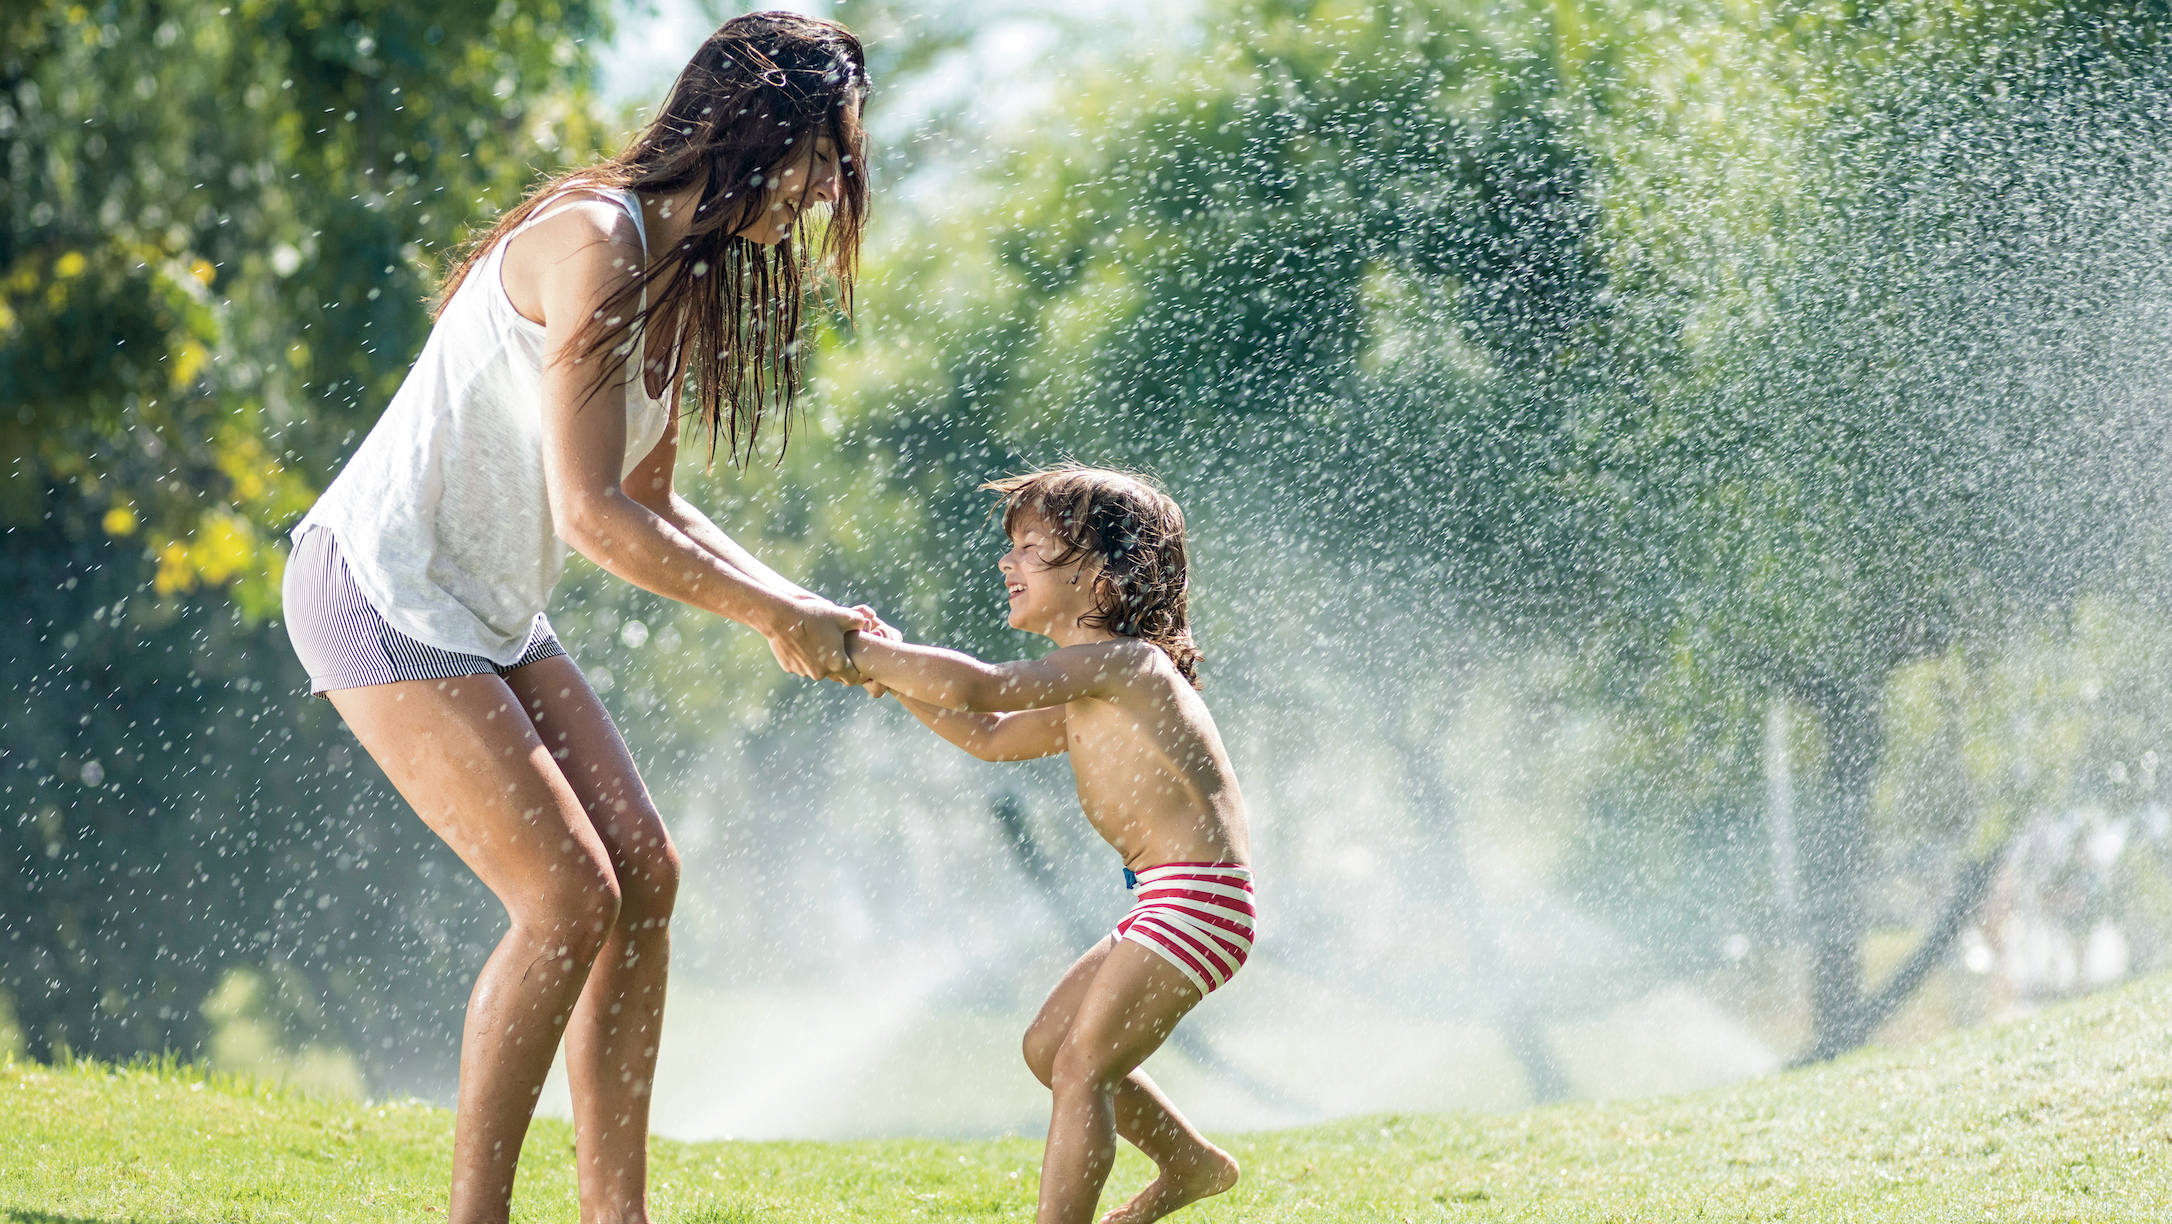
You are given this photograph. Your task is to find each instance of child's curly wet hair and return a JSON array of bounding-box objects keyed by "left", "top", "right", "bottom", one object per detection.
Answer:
[{"left": 984, "top": 464, "right": 1202, "bottom": 688}]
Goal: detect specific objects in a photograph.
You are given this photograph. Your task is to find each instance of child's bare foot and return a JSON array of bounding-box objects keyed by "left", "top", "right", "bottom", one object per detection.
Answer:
[{"left": 1098, "top": 1146, "right": 1238, "bottom": 1224}]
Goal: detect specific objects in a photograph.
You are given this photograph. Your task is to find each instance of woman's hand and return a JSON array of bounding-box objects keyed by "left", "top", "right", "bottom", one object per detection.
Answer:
[{"left": 762, "top": 597, "right": 873, "bottom": 681}]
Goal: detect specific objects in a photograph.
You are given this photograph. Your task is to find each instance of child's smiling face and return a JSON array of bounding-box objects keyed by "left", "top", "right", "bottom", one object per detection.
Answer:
[{"left": 999, "top": 514, "right": 1103, "bottom": 640}]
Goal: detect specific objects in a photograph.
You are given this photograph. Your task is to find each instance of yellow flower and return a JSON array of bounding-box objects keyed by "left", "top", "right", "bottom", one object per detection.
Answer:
[
  {"left": 196, "top": 514, "right": 252, "bottom": 587},
  {"left": 215, "top": 430, "right": 276, "bottom": 504},
  {"left": 153, "top": 542, "right": 195, "bottom": 596},
  {"left": 170, "top": 339, "right": 210, "bottom": 390}
]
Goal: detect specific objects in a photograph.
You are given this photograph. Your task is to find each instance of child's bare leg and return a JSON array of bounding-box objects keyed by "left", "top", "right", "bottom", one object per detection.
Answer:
[
  {"left": 1026, "top": 941, "right": 1238, "bottom": 1223},
  {"left": 1098, "top": 1065, "right": 1238, "bottom": 1224},
  {"left": 1032, "top": 941, "right": 1235, "bottom": 1224},
  {"left": 1026, "top": 942, "right": 1238, "bottom": 1220}
]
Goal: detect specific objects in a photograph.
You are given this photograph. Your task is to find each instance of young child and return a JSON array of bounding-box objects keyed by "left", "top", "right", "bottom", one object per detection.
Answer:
[{"left": 844, "top": 465, "right": 1253, "bottom": 1224}]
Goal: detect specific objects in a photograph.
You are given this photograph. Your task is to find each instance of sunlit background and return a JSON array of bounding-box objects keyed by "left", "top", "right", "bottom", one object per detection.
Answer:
[{"left": 9, "top": 0, "right": 2172, "bottom": 1142}]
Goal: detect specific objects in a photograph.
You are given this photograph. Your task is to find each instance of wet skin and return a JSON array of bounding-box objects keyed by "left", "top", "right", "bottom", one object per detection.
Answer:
[
  {"left": 330, "top": 658, "right": 675, "bottom": 1224},
  {"left": 848, "top": 517, "right": 1250, "bottom": 871},
  {"left": 331, "top": 123, "right": 873, "bottom": 1224},
  {"left": 841, "top": 517, "right": 1250, "bottom": 1223}
]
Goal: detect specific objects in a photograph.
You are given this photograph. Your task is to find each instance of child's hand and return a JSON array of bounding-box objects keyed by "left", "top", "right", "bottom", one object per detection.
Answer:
[{"left": 853, "top": 605, "right": 900, "bottom": 640}]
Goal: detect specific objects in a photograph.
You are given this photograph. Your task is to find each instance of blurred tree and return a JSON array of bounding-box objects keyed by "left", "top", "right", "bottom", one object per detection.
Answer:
[
  {"left": 779, "top": 0, "right": 2172, "bottom": 1072},
  {"left": 742, "top": 0, "right": 1619, "bottom": 1102},
  {"left": 1, "top": 0, "right": 610, "bottom": 1081},
  {"left": 1573, "top": 0, "right": 2172, "bottom": 1061},
  {"left": 760, "top": 0, "right": 1611, "bottom": 647}
]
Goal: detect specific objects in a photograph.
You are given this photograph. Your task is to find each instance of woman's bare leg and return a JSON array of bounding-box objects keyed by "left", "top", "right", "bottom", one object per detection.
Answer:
[
  {"left": 1026, "top": 941, "right": 1238, "bottom": 1224},
  {"left": 505, "top": 658, "right": 680, "bottom": 1224},
  {"left": 331, "top": 673, "right": 621, "bottom": 1224}
]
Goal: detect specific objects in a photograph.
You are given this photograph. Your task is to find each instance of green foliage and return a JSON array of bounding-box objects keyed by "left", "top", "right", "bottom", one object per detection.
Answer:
[
  {"left": 199, "top": 964, "right": 369, "bottom": 1098},
  {"left": 1878, "top": 598, "right": 2172, "bottom": 852},
  {"left": 12, "top": 0, "right": 2172, "bottom": 1083},
  {"left": 2, "top": 0, "right": 613, "bottom": 598},
  {"left": 0, "top": 0, "right": 612, "bottom": 1077},
  {"left": 1593, "top": 0, "right": 2172, "bottom": 701},
  {"left": 1574, "top": 1, "right": 2172, "bottom": 1038},
  {"left": 753, "top": 0, "right": 1613, "bottom": 664},
  {"left": 780, "top": 0, "right": 2172, "bottom": 1053}
]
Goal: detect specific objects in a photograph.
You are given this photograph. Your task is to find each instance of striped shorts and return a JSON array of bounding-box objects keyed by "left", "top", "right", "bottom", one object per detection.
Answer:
[
  {"left": 283, "top": 526, "right": 566, "bottom": 696},
  {"left": 1113, "top": 862, "right": 1257, "bottom": 995}
]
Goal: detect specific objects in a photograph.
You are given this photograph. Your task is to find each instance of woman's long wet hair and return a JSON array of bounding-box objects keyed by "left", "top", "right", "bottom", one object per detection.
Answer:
[
  {"left": 987, "top": 465, "right": 1203, "bottom": 688},
  {"left": 436, "top": 11, "right": 869, "bottom": 462}
]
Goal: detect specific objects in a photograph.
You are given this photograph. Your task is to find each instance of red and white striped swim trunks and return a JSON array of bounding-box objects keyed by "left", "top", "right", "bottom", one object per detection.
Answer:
[{"left": 1113, "top": 862, "right": 1256, "bottom": 995}]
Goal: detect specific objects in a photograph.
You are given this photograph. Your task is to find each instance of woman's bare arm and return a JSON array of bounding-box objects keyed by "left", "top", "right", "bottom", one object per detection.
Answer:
[
  {"left": 622, "top": 410, "right": 819, "bottom": 602},
  {"left": 528, "top": 204, "right": 861, "bottom": 679},
  {"left": 626, "top": 418, "right": 892, "bottom": 691}
]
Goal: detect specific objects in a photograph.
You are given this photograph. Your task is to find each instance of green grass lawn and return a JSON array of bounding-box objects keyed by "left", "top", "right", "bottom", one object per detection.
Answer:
[{"left": 8, "top": 974, "right": 2172, "bottom": 1223}]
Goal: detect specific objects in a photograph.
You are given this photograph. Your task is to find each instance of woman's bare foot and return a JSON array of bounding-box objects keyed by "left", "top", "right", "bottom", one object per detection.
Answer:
[{"left": 1098, "top": 1145, "right": 1239, "bottom": 1224}]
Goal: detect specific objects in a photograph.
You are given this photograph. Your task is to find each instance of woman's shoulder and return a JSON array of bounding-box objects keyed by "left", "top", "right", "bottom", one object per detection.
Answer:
[
  {"left": 511, "top": 191, "right": 643, "bottom": 257},
  {"left": 498, "top": 189, "right": 646, "bottom": 326}
]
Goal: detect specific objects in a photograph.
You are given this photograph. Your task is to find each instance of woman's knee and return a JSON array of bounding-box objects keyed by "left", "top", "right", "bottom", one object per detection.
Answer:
[
  {"left": 510, "top": 844, "right": 623, "bottom": 947},
  {"left": 613, "top": 819, "right": 681, "bottom": 925}
]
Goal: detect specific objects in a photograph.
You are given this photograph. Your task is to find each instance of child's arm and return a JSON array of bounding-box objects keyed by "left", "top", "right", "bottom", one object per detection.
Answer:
[
  {"left": 892, "top": 693, "right": 1069, "bottom": 761},
  {"left": 844, "top": 632, "right": 1147, "bottom": 713}
]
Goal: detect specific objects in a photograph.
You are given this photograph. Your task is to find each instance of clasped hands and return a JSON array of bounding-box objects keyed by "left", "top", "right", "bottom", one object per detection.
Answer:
[{"left": 760, "top": 593, "right": 899, "bottom": 696}]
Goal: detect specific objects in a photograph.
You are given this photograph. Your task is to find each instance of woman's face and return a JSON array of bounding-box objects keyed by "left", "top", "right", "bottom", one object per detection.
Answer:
[{"left": 735, "top": 127, "right": 843, "bottom": 246}]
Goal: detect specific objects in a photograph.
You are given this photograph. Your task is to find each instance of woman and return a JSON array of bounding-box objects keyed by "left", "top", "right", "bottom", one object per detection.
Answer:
[{"left": 282, "top": 14, "right": 877, "bottom": 1222}]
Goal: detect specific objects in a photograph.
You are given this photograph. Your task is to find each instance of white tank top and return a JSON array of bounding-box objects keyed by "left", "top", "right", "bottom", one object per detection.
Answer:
[{"left": 298, "top": 187, "right": 671, "bottom": 664}]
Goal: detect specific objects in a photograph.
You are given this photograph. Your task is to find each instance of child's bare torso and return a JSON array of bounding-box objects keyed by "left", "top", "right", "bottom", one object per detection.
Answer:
[{"left": 1063, "top": 651, "right": 1250, "bottom": 871}]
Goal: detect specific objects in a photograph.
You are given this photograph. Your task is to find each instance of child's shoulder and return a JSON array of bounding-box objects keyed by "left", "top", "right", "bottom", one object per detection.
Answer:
[
  {"left": 1046, "top": 637, "right": 1184, "bottom": 691},
  {"left": 1046, "top": 636, "right": 1161, "bottom": 664}
]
